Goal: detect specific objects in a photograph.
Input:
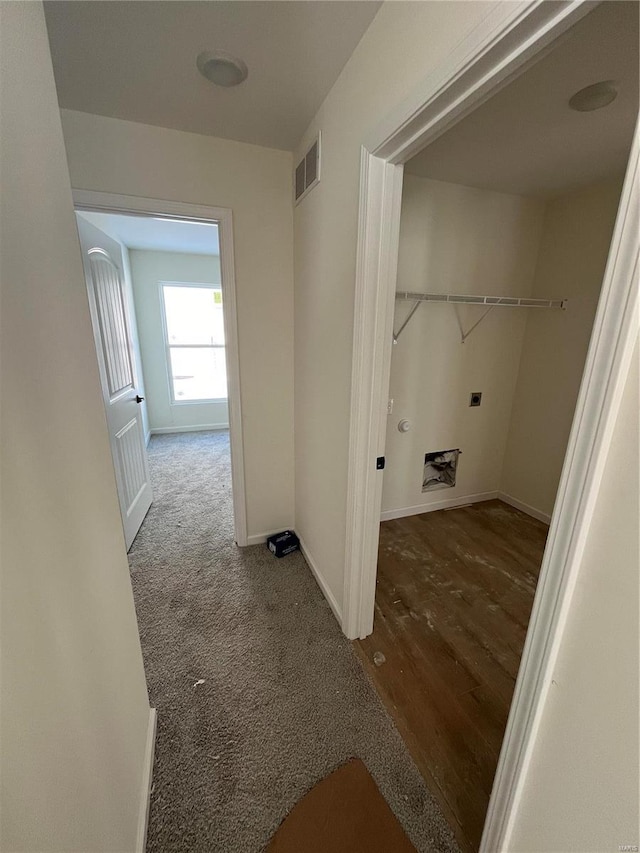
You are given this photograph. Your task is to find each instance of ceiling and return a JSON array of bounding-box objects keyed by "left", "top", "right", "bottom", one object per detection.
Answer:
[
  {"left": 78, "top": 211, "right": 220, "bottom": 256},
  {"left": 406, "top": 1, "right": 639, "bottom": 198},
  {"left": 44, "top": 1, "right": 381, "bottom": 151}
]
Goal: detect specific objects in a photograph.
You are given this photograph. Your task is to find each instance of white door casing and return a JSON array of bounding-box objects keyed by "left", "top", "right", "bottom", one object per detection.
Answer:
[
  {"left": 77, "top": 216, "right": 153, "bottom": 549},
  {"left": 72, "top": 191, "right": 248, "bottom": 547}
]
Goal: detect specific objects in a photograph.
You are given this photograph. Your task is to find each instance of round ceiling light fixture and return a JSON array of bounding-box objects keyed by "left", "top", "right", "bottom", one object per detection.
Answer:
[
  {"left": 196, "top": 50, "right": 248, "bottom": 87},
  {"left": 569, "top": 80, "right": 618, "bottom": 112}
]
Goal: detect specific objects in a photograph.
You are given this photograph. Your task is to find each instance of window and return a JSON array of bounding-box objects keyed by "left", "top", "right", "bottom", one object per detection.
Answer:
[{"left": 161, "top": 283, "right": 227, "bottom": 402}]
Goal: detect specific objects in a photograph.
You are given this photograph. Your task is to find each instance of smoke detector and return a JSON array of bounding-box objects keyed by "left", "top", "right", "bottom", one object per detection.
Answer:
[
  {"left": 197, "top": 50, "right": 248, "bottom": 87},
  {"left": 569, "top": 80, "right": 618, "bottom": 112}
]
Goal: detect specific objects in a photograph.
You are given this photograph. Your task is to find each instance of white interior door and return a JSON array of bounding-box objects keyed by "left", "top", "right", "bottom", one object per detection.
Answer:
[{"left": 77, "top": 215, "right": 153, "bottom": 549}]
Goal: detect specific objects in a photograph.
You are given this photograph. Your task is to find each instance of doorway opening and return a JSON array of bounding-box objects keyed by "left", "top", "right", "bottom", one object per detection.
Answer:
[
  {"left": 350, "top": 3, "right": 638, "bottom": 852},
  {"left": 74, "top": 196, "right": 247, "bottom": 549}
]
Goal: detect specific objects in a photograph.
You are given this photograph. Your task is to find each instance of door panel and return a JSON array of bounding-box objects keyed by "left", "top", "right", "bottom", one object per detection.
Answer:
[
  {"left": 77, "top": 215, "right": 153, "bottom": 549},
  {"left": 115, "top": 418, "right": 147, "bottom": 510},
  {"left": 90, "top": 249, "right": 135, "bottom": 396}
]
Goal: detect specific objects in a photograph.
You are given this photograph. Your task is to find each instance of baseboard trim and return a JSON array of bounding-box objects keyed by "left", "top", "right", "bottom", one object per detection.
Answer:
[
  {"left": 245, "top": 527, "right": 295, "bottom": 547},
  {"left": 136, "top": 707, "right": 157, "bottom": 853},
  {"left": 380, "top": 491, "right": 500, "bottom": 521},
  {"left": 150, "top": 424, "right": 229, "bottom": 435},
  {"left": 299, "top": 537, "right": 343, "bottom": 626},
  {"left": 498, "top": 492, "right": 551, "bottom": 525}
]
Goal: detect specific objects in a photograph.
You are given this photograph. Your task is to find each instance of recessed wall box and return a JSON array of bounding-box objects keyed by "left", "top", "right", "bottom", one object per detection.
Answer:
[{"left": 423, "top": 449, "right": 461, "bottom": 492}]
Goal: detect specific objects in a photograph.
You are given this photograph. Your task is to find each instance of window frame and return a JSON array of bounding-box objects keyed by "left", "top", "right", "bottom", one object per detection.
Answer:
[{"left": 159, "top": 280, "right": 227, "bottom": 405}]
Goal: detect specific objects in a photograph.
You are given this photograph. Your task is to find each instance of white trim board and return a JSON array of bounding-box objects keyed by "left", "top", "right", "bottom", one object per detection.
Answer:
[
  {"left": 72, "top": 190, "right": 249, "bottom": 547},
  {"left": 299, "top": 538, "right": 342, "bottom": 626},
  {"left": 380, "top": 492, "right": 551, "bottom": 525},
  {"left": 246, "top": 527, "right": 294, "bottom": 546},
  {"left": 342, "top": 3, "right": 639, "bottom": 852},
  {"left": 498, "top": 492, "right": 551, "bottom": 525},
  {"left": 135, "top": 707, "right": 157, "bottom": 853},
  {"left": 380, "top": 491, "right": 499, "bottom": 521},
  {"left": 149, "top": 424, "right": 229, "bottom": 435}
]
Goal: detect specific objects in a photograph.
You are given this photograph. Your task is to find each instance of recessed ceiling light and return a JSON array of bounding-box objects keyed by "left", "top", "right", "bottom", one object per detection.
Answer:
[
  {"left": 569, "top": 80, "right": 618, "bottom": 112},
  {"left": 196, "top": 50, "right": 248, "bottom": 88}
]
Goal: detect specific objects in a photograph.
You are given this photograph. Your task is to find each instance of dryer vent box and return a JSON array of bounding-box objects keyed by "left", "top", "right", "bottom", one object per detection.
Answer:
[{"left": 423, "top": 449, "right": 461, "bottom": 492}]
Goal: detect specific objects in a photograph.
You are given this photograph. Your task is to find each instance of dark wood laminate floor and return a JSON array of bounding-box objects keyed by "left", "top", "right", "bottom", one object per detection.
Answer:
[{"left": 355, "top": 499, "right": 548, "bottom": 853}]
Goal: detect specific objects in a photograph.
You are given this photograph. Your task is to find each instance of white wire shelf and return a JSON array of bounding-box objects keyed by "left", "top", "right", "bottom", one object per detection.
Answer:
[
  {"left": 393, "top": 291, "right": 567, "bottom": 343},
  {"left": 396, "top": 291, "right": 567, "bottom": 309}
]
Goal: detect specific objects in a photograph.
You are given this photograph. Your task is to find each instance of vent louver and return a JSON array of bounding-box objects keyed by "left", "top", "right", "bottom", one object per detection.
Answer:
[{"left": 295, "top": 133, "right": 321, "bottom": 204}]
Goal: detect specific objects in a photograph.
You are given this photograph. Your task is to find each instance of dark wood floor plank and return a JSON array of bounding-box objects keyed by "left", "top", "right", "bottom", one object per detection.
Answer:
[
  {"left": 374, "top": 560, "right": 513, "bottom": 746},
  {"left": 356, "top": 500, "right": 547, "bottom": 853},
  {"left": 379, "top": 518, "right": 527, "bottom": 691},
  {"left": 356, "top": 609, "right": 491, "bottom": 850}
]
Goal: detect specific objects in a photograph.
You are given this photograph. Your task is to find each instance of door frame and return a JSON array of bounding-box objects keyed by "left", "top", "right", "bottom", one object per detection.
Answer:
[
  {"left": 343, "top": 2, "right": 639, "bottom": 852},
  {"left": 73, "top": 190, "right": 249, "bottom": 547}
]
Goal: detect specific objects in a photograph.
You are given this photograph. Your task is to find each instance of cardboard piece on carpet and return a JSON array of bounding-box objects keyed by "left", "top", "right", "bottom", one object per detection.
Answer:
[{"left": 267, "top": 758, "right": 417, "bottom": 853}]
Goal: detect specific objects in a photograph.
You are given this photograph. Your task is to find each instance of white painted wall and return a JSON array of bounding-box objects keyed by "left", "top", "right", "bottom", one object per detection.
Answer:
[
  {"left": 382, "top": 176, "right": 545, "bottom": 518},
  {"left": 60, "top": 109, "right": 295, "bottom": 539},
  {"left": 129, "top": 249, "right": 228, "bottom": 434},
  {"left": 509, "top": 335, "right": 639, "bottom": 853},
  {"left": 293, "top": 0, "right": 497, "bottom": 611},
  {"left": 0, "top": 4, "right": 151, "bottom": 851},
  {"left": 501, "top": 177, "right": 624, "bottom": 517}
]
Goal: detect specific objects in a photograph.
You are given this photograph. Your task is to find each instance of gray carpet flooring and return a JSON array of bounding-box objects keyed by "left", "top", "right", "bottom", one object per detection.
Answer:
[{"left": 128, "top": 430, "right": 459, "bottom": 853}]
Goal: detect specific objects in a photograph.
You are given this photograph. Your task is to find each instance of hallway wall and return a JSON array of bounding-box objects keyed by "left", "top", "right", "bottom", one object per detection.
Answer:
[
  {"left": 60, "top": 109, "right": 295, "bottom": 540},
  {"left": 293, "top": 0, "right": 499, "bottom": 612},
  {"left": 0, "top": 4, "right": 151, "bottom": 850}
]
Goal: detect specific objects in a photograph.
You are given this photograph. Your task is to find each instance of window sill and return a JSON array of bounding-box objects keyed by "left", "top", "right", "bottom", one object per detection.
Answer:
[{"left": 170, "top": 398, "right": 228, "bottom": 406}]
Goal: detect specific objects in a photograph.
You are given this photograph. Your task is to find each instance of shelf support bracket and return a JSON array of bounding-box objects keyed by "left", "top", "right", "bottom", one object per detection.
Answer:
[
  {"left": 454, "top": 303, "right": 497, "bottom": 344},
  {"left": 392, "top": 300, "right": 421, "bottom": 344}
]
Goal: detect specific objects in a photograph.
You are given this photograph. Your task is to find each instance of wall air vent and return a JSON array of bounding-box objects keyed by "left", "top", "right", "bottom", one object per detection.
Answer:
[{"left": 294, "top": 133, "right": 321, "bottom": 204}]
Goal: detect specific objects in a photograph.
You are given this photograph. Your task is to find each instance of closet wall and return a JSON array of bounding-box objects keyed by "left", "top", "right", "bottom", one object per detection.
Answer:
[
  {"left": 383, "top": 173, "right": 623, "bottom": 522},
  {"left": 501, "top": 176, "right": 624, "bottom": 518},
  {"left": 381, "top": 175, "right": 545, "bottom": 518}
]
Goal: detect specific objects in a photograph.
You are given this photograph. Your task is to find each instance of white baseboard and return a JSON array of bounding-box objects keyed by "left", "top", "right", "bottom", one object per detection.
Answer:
[
  {"left": 149, "top": 424, "right": 229, "bottom": 435},
  {"left": 135, "top": 707, "right": 157, "bottom": 853},
  {"left": 380, "top": 490, "right": 499, "bottom": 521},
  {"left": 498, "top": 492, "right": 551, "bottom": 525},
  {"left": 245, "top": 527, "right": 295, "bottom": 546},
  {"left": 299, "top": 537, "right": 343, "bottom": 626}
]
